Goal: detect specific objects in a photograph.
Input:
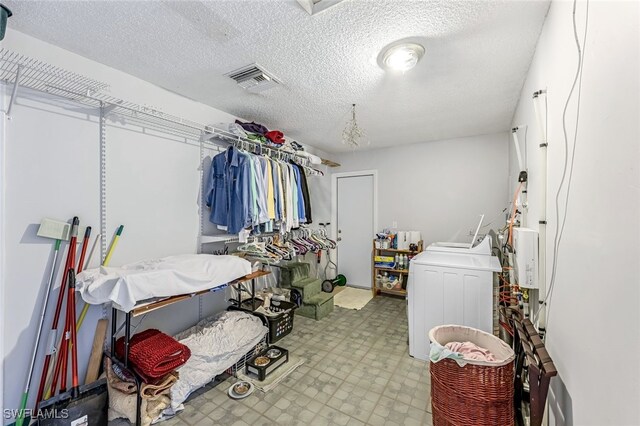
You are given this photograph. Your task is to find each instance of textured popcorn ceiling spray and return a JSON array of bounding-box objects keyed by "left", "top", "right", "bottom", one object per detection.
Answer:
[{"left": 5, "top": 0, "right": 551, "bottom": 152}]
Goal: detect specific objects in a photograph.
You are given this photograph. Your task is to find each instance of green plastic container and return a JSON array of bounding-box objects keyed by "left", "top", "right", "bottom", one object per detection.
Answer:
[{"left": 0, "top": 4, "right": 12, "bottom": 41}]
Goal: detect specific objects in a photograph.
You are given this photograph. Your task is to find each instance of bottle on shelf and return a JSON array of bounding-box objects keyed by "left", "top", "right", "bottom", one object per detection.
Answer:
[{"left": 395, "top": 254, "right": 400, "bottom": 270}]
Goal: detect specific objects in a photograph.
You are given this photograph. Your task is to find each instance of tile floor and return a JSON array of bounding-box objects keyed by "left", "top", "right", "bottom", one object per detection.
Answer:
[{"left": 157, "top": 295, "right": 432, "bottom": 426}]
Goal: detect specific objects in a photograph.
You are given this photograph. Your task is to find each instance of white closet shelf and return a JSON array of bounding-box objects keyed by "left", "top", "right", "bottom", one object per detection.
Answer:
[{"left": 201, "top": 235, "right": 234, "bottom": 244}]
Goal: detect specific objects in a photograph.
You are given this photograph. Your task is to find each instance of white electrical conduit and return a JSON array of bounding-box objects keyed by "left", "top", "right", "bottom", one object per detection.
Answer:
[
  {"left": 511, "top": 126, "right": 527, "bottom": 226},
  {"left": 533, "top": 91, "right": 547, "bottom": 142},
  {"left": 511, "top": 127, "right": 525, "bottom": 174},
  {"left": 533, "top": 90, "right": 548, "bottom": 333}
]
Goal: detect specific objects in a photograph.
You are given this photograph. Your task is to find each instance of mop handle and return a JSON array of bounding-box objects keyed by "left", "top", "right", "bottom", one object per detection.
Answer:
[
  {"left": 103, "top": 225, "right": 124, "bottom": 267},
  {"left": 84, "top": 234, "right": 102, "bottom": 270},
  {"left": 68, "top": 269, "right": 80, "bottom": 398},
  {"left": 16, "top": 240, "right": 61, "bottom": 426},
  {"left": 75, "top": 226, "right": 123, "bottom": 331}
]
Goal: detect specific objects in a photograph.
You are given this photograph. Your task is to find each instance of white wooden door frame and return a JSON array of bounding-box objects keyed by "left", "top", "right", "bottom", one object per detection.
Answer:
[{"left": 331, "top": 170, "right": 378, "bottom": 275}]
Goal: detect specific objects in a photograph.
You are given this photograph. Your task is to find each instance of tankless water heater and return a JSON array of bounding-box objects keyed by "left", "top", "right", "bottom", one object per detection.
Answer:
[{"left": 513, "top": 228, "right": 539, "bottom": 289}]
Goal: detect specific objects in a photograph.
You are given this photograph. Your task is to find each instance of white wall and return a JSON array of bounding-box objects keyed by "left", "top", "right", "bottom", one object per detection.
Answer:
[
  {"left": 0, "top": 30, "right": 333, "bottom": 421},
  {"left": 509, "top": 1, "right": 640, "bottom": 424},
  {"left": 0, "top": 31, "right": 232, "bottom": 420},
  {"left": 334, "top": 133, "right": 510, "bottom": 246}
]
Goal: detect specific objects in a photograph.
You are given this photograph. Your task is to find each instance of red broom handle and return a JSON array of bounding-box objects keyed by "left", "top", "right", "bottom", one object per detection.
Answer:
[
  {"left": 35, "top": 217, "right": 79, "bottom": 403},
  {"left": 76, "top": 227, "right": 91, "bottom": 274},
  {"left": 51, "top": 230, "right": 78, "bottom": 395},
  {"left": 60, "top": 301, "right": 72, "bottom": 393},
  {"left": 49, "top": 315, "right": 67, "bottom": 395},
  {"left": 59, "top": 226, "right": 79, "bottom": 394}
]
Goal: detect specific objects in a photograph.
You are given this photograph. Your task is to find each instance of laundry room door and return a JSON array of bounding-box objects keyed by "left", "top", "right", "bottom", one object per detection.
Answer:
[{"left": 335, "top": 173, "right": 375, "bottom": 288}]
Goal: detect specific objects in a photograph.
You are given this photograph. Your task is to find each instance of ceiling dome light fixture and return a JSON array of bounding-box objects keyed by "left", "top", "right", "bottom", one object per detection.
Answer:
[{"left": 381, "top": 42, "right": 425, "bottom": 72}]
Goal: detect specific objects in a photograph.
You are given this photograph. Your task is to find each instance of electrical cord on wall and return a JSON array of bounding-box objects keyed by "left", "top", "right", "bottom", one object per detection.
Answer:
[
  {"left": 480, "top": 207, "right": 509, "bottom": 230},
  {"left": 534, "top": 0, "right": 590, "bottom": 327},
  {"left": 508, "top": 182, "right": 524, "bottom": 247},
  {"left": 524, "top": 125, "right": 528, "bottom": 170}
]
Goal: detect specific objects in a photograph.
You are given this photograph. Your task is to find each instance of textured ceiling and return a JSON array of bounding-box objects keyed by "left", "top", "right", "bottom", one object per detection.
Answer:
[{"left": 5, "top": 0, "right": 549, "bottom": 153}]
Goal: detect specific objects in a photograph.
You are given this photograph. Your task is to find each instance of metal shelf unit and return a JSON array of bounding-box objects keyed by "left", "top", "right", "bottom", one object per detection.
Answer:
[{"left": 372, "top": 240, "right": 423, "bottom": 297}]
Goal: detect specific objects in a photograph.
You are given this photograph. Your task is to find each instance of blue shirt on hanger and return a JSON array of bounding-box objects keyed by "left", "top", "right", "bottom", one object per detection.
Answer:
[
  {"left": 204, "top": 151, "right": 228, "bottom": 226},
  {"left": 226, "top": 147, "right": 253, "bottom": 234},
  {"left": 293, "top": 164, "right": 306, "bottom": 223},
  {"left": 270, "top": 159, "right": 281, "bottom": 222}
]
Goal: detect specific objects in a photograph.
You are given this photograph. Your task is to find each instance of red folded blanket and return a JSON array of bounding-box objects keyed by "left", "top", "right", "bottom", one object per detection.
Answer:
[{"left": 115, "top": 329, "right": 191, "bottom": 384}]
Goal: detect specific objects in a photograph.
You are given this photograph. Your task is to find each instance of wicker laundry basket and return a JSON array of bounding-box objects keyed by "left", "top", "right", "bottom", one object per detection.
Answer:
[{"left": 429, "top": 325, "right": 515, "bottom": 426}]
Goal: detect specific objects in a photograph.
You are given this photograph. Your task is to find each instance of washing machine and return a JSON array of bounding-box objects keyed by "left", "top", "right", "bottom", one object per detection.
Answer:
[{"left": 407, "top": 236, "right": 501, "bottom": 361}]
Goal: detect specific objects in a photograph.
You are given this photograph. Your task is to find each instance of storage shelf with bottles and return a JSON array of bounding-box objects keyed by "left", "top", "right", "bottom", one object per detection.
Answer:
[{"left": 372, "top": 240, "right": 423, "bottom": 297}]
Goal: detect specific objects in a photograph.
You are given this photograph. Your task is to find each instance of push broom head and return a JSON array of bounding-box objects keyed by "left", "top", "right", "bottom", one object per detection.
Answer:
[{"left": 37, "top": 218, "right": 86, "bottom": 241}]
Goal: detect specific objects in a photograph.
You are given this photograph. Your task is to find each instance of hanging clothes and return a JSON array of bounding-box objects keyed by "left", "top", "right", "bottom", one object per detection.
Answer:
[
  {"left": 207, "top": 147, "right": 253, "bottom": 234},
  {"left": 274, "top": 161, "right": 285, "bottom": 224},
  {"left": 282, "top": 163, "right": 294, "bottom": 232},
  {"left": 292, "top": 164, "right": 306, "bottom": 223},
  {"left": 204, "top": 151, "right": 228, "bottom": 226},
  {"left": 270, "top": 159, "right": 282, "bottom": 222},
  {"left": 245, "top": 151, "right": 259, "bottom": 226},
  {"left": 205, "top": 146, "right": 314, "bottom": 235},
  {"left": 264, "top": 159, "right": 276, "bottom": 220},
  {"left": 296, "top": 164, "right": 312, "bottom": 224},
  {"left": 288, "top": 164, "right": 299, "bottom": 229},
  {"left": 251, "top": 156, "right": 270, "bottom": 226}
]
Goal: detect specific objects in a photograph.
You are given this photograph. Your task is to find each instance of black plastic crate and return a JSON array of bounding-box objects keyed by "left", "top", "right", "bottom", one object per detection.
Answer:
[
  {"left": 230, "top": 299, "right": 296, "bottom": 344},
  {"left": 265, "top": 299, "right": 296, "bottom": 343}
]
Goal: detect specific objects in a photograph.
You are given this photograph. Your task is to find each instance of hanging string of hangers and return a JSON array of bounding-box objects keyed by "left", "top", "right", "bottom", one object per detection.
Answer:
[{"left": 233, "top": 227, "right": 336, "bottom": 264}]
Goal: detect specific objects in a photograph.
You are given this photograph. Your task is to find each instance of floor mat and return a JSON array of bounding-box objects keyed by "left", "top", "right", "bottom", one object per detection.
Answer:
[
  {"left": 333, "top": 286, "right": 373, "bottom": 310},
  {"left": 237, "top": 356, "right": 305, "bottom": 393}
]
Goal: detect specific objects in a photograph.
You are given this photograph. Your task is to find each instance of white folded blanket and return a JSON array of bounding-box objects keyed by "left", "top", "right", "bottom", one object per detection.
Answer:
[
  {"left": 76, "top": 254, "right": 251, "bottom": 312},
  {"left": 166, "top": 311, "right": 268, "bottom": 415}
]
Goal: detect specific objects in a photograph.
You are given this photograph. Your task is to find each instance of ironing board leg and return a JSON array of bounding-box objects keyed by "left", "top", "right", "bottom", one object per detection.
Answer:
[
  {"left": 111, "top": 307, "right": 118, "bottom": 354},
  {"left": 123, "top": 312, "right": 140, "bottom": 426},
  {"left": 136, "top": 384, "right": 142, "bottom": 426},
  {"left": 124, "top": 312, "right": 131, "bottom": 368},
  {"left": 251, "top": 278, "right": 256, "bottom": 310}
]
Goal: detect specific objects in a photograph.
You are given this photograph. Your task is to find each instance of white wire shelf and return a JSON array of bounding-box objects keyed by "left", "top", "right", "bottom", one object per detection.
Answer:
[
  {"left": 0, "top": 48, "right": 324, "bottom": 169},
  {"left": 0, "top": 48, "right": 110, "bottom": 98},
  {"left": 201, "top": 235, "right": 234, "bottom": 244}
]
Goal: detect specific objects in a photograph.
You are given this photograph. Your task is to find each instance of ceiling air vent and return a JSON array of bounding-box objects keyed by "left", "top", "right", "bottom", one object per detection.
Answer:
[{"left": 225, "top": 64, "right": 279, "bottom": 93}]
